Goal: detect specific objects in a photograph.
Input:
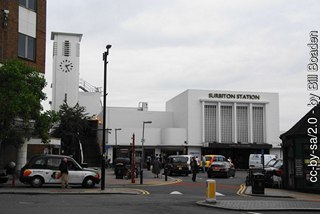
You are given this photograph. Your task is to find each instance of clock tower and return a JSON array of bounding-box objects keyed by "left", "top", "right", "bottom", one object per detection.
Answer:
[{"left": 51, "top": 32, "right": 83, "bottom": 111}]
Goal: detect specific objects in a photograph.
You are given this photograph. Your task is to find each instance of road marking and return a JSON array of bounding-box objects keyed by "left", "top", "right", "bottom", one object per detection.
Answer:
[
  {"left": 170, "top": 191, "right": 183, "bottom": 195},
  {"left": 247, "top": 212, "right": 262, "bottom": 214},
  {"left": 237, "top": 183, "right": 250, "bottom": 197},
  {"left": 216, "top": 192, "right": 224, "bottom": 196},
  {"left": 169, "top": 191, "right": 224, "bottom": 196},
  {"left": 132, "top": 189, "right": 150, "bottom": 195}
]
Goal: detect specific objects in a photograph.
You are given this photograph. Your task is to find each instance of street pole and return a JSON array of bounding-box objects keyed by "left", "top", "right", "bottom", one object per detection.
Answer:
[
  {"left": 140, "top": 121, "right": 152, "bottom": 184},
  {"left": 101, "top": 44, "right": 112, "bottom": 190},
  {"left": 115, "top": 128, "right": 121, "bottom": 159}
]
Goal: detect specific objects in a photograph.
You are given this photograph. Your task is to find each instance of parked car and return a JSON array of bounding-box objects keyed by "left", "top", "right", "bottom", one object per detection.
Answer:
[
  {"left": 264, "top": 159, "right": 283, "bottom": 187},
  {"left": 166, "top": 155, "right": 190, "bottom": 176},
  {"left": 201, "top": 155, "right": 226, "bottom": 170},
  {"left": 207, "top": 161, "right": 236, "bottom": 178},
  {"left": 0, "top": 169, "right": 8, "bottom": 184},
  {"left": 20, "top": 155, "right": 100, "bottom": 188}
]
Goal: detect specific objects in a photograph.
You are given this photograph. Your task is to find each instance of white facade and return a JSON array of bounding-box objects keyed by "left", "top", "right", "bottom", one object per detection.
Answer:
[
  {"left": 51, "top": 32, "right": 82, "bottom": 111},
  {"left": 166, "top": 89, "right": 280, "bottom": 147},
  {"left": 103, "top": 89, "right": 280, "bottom": 168}
]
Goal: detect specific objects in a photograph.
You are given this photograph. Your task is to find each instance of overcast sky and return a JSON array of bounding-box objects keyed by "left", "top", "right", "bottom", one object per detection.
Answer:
[{"left": 44, "top": 0, "right": 320, "bottom": 131}]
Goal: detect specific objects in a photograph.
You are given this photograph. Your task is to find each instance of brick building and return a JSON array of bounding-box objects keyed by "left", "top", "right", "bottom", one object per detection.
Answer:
[
  {"left": 0, "top": 0, "right": 46, "bottom": 73},
  {"left": 0, "top": 0, "right": 47, "bottom": 168}
]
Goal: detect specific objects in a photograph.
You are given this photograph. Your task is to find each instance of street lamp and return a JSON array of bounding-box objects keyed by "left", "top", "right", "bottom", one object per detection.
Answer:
[
  {"left": 101, "top": 44, "right": 112, "bottom": 190},
  {"left": 115, "top": 128, "right": 122, "bottom": 158},
  {"left": 140, "top": 121, "right": 152, "bottom": 184}
]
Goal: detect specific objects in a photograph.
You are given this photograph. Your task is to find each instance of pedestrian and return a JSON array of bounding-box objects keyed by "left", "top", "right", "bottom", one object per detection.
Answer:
[
  {"left": 152, "top": 158, "right": 161, "bottom": 178},
  {"left": 191, "top": 156, "right": 199, "bottom": 182},
  {"left": 146, "top": 156, "right": 151, "bottom": 171},
  {"left": 196, "top": 156, "right": 200, "bottom": 173},
  {"left": 59, "top": 157, "right": 69, "bottom": 188},
  {"left": 202, "top": 155, "right": 206, "bottom": 172}
]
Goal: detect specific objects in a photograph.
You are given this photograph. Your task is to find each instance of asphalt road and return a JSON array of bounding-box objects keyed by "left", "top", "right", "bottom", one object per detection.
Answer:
[{"left": 0, "top": 171, "right": 315, "bottom": 214}]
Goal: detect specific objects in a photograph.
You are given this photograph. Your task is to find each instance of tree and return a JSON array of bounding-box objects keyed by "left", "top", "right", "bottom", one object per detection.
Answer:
[
  {"left": 51, "top": 102, "right": 90, "bottom": 163},
  {"left": 0, "top": 60, "right": 46, "bottom": 145}
]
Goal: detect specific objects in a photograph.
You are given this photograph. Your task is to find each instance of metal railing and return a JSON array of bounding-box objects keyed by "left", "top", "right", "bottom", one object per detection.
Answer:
[{"left": 79, "top": 78, "right": 102, "bottom": 93}]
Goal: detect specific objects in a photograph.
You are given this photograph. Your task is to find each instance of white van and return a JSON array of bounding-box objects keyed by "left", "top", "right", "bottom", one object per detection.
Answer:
[{"left": 249, "top": 154, "right": 278, "bottom": 169}]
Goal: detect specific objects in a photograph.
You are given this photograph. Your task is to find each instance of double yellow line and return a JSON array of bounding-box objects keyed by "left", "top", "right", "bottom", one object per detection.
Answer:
[
  {"left": 133, "top": 189, "right": 150, "bottom": 195},
  {"left": 237, "top": 183, "right": 249, "bottom": 196}
]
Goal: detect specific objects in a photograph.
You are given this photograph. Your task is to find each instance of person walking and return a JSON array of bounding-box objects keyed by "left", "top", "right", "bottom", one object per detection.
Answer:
[
  {"left": 201, "top": 155, "right": 206, "bottom": 172},
  {"left": 191, "top": 156, "right": 199, "bottom": 182},
  {"left": 59, "top": 157, "right": 69, "bottom": 188},
  {"left": 152, "top": 158, "right": 161, "bottom": 178}
]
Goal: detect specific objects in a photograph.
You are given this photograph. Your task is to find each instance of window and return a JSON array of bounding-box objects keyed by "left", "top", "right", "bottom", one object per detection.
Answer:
[
  {"left": 31, "top": 158, "right": 46, "bottom": 169},
  {"left": 19, "top": 0, "right": 36, "bottom": 11},
  {"left": 18, "top": 33, "right": 36, "bottom": 61},
  {"left": 221, "top": 105, "right": 233, "bottom": 143},
  {"left": 204, "top": 105, "right": 217, "bottom": 142},
  {"left": 252, "top": 106, "right": 264, "bottom": 143},
  {"left": 237, "top": 106, "right": 249, "bottom": 143},
  {"left": 47, "top": 158, "right": 61, "bottom": 170}
]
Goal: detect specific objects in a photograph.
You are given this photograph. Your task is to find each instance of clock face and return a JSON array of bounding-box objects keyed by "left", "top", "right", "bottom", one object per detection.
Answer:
[{"left": 59, "top": 59, "right": 74, "bottom": 73}]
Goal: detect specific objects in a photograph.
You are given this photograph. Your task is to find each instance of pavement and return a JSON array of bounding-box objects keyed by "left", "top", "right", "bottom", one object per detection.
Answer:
[
  {"left": 197, "top": 184, "right": 320, "bottom": 211},
  {"left": 1, "top": 168, "right": 320, "bottom": 211},
  {"left": 0, "top": 168, "right": 179, "bottom": 195}
]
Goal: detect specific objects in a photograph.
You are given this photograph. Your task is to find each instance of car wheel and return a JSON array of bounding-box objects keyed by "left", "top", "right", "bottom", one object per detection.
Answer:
[
  {"left": 31, "top": 176, "right": 44, "bottom": 188},
  {"left": 83, "top": 177, "right": 95, "bottom": 188}
]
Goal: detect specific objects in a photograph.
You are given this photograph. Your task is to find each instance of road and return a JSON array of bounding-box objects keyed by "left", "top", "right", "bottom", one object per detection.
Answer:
[{"left": 0, "top": 170, "right": 315, "bottom": 214}]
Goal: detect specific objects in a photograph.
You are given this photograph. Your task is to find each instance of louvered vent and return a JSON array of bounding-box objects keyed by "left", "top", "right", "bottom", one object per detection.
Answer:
[
  {"left": 63, "top": 40, "right": 71, "bottom": 56},
  {"left": 53, "top": 42, "right": 58, "bottom": 56}
]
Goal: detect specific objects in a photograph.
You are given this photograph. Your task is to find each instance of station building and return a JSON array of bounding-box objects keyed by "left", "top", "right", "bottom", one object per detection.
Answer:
[{"left": 103, "top": 89, "right": 281, "bottom": 169}]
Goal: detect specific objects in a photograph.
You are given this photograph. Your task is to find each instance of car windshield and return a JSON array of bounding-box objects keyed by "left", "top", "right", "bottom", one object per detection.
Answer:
[
  {"left": 169, "top": 157, "right": 188, "bottom": 163},
  {"left": 266, "top": 159, "right": 277, "bottom": 167},
  {"left": 273, "top": 160, "right": 283, "bottom": 168},
  {"left": 205, "top": 156, "right": 212, "bottom": 161}
]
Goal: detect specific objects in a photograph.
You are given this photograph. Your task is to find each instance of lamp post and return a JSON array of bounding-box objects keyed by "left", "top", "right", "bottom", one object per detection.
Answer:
[
  {"left": 115, "top": 128, "right": 122, "bottom": 158},
  {"left": 140, "top": 121, "right": 152, "bottom": 184},
  {"left": 101, "top": 44, "right": 112, "bottom": 190}
]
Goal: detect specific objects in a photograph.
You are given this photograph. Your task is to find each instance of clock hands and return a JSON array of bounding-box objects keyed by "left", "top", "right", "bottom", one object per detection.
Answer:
[{"left": 64, "top": 63, "right": 73, "bottom": 72}]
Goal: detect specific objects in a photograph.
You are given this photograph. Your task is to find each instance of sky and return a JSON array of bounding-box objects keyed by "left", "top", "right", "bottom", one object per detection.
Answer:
[{"left": 43, "top": 0, "right": 320, "bottom": 131}]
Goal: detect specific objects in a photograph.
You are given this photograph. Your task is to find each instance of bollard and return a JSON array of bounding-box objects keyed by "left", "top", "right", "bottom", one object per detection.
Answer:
[
  {"left": 164, "top": 167, "right": 168, "bottom": 181},
  {"left": 206, "top": 179, "right": 216, "bottom": 203}
]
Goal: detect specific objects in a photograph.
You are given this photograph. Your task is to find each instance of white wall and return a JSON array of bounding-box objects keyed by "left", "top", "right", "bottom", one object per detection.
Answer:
[
  {"left": 78, "top": 92, "right": 101, "bottom": 116},
  {"left": 107, "top": 107, "right": 174, "bottom": 128},
  {"left": 160, "top": 128, "right": 187, "bottom": 146}
]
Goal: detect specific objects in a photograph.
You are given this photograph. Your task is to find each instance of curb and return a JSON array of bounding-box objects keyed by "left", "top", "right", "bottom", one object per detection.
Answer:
[
  {"left": 196, "top": 200, "right": 320, "bottom": 211},
  {"left": 0, "top": 188, "right": 145, "bottom": 195}
]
